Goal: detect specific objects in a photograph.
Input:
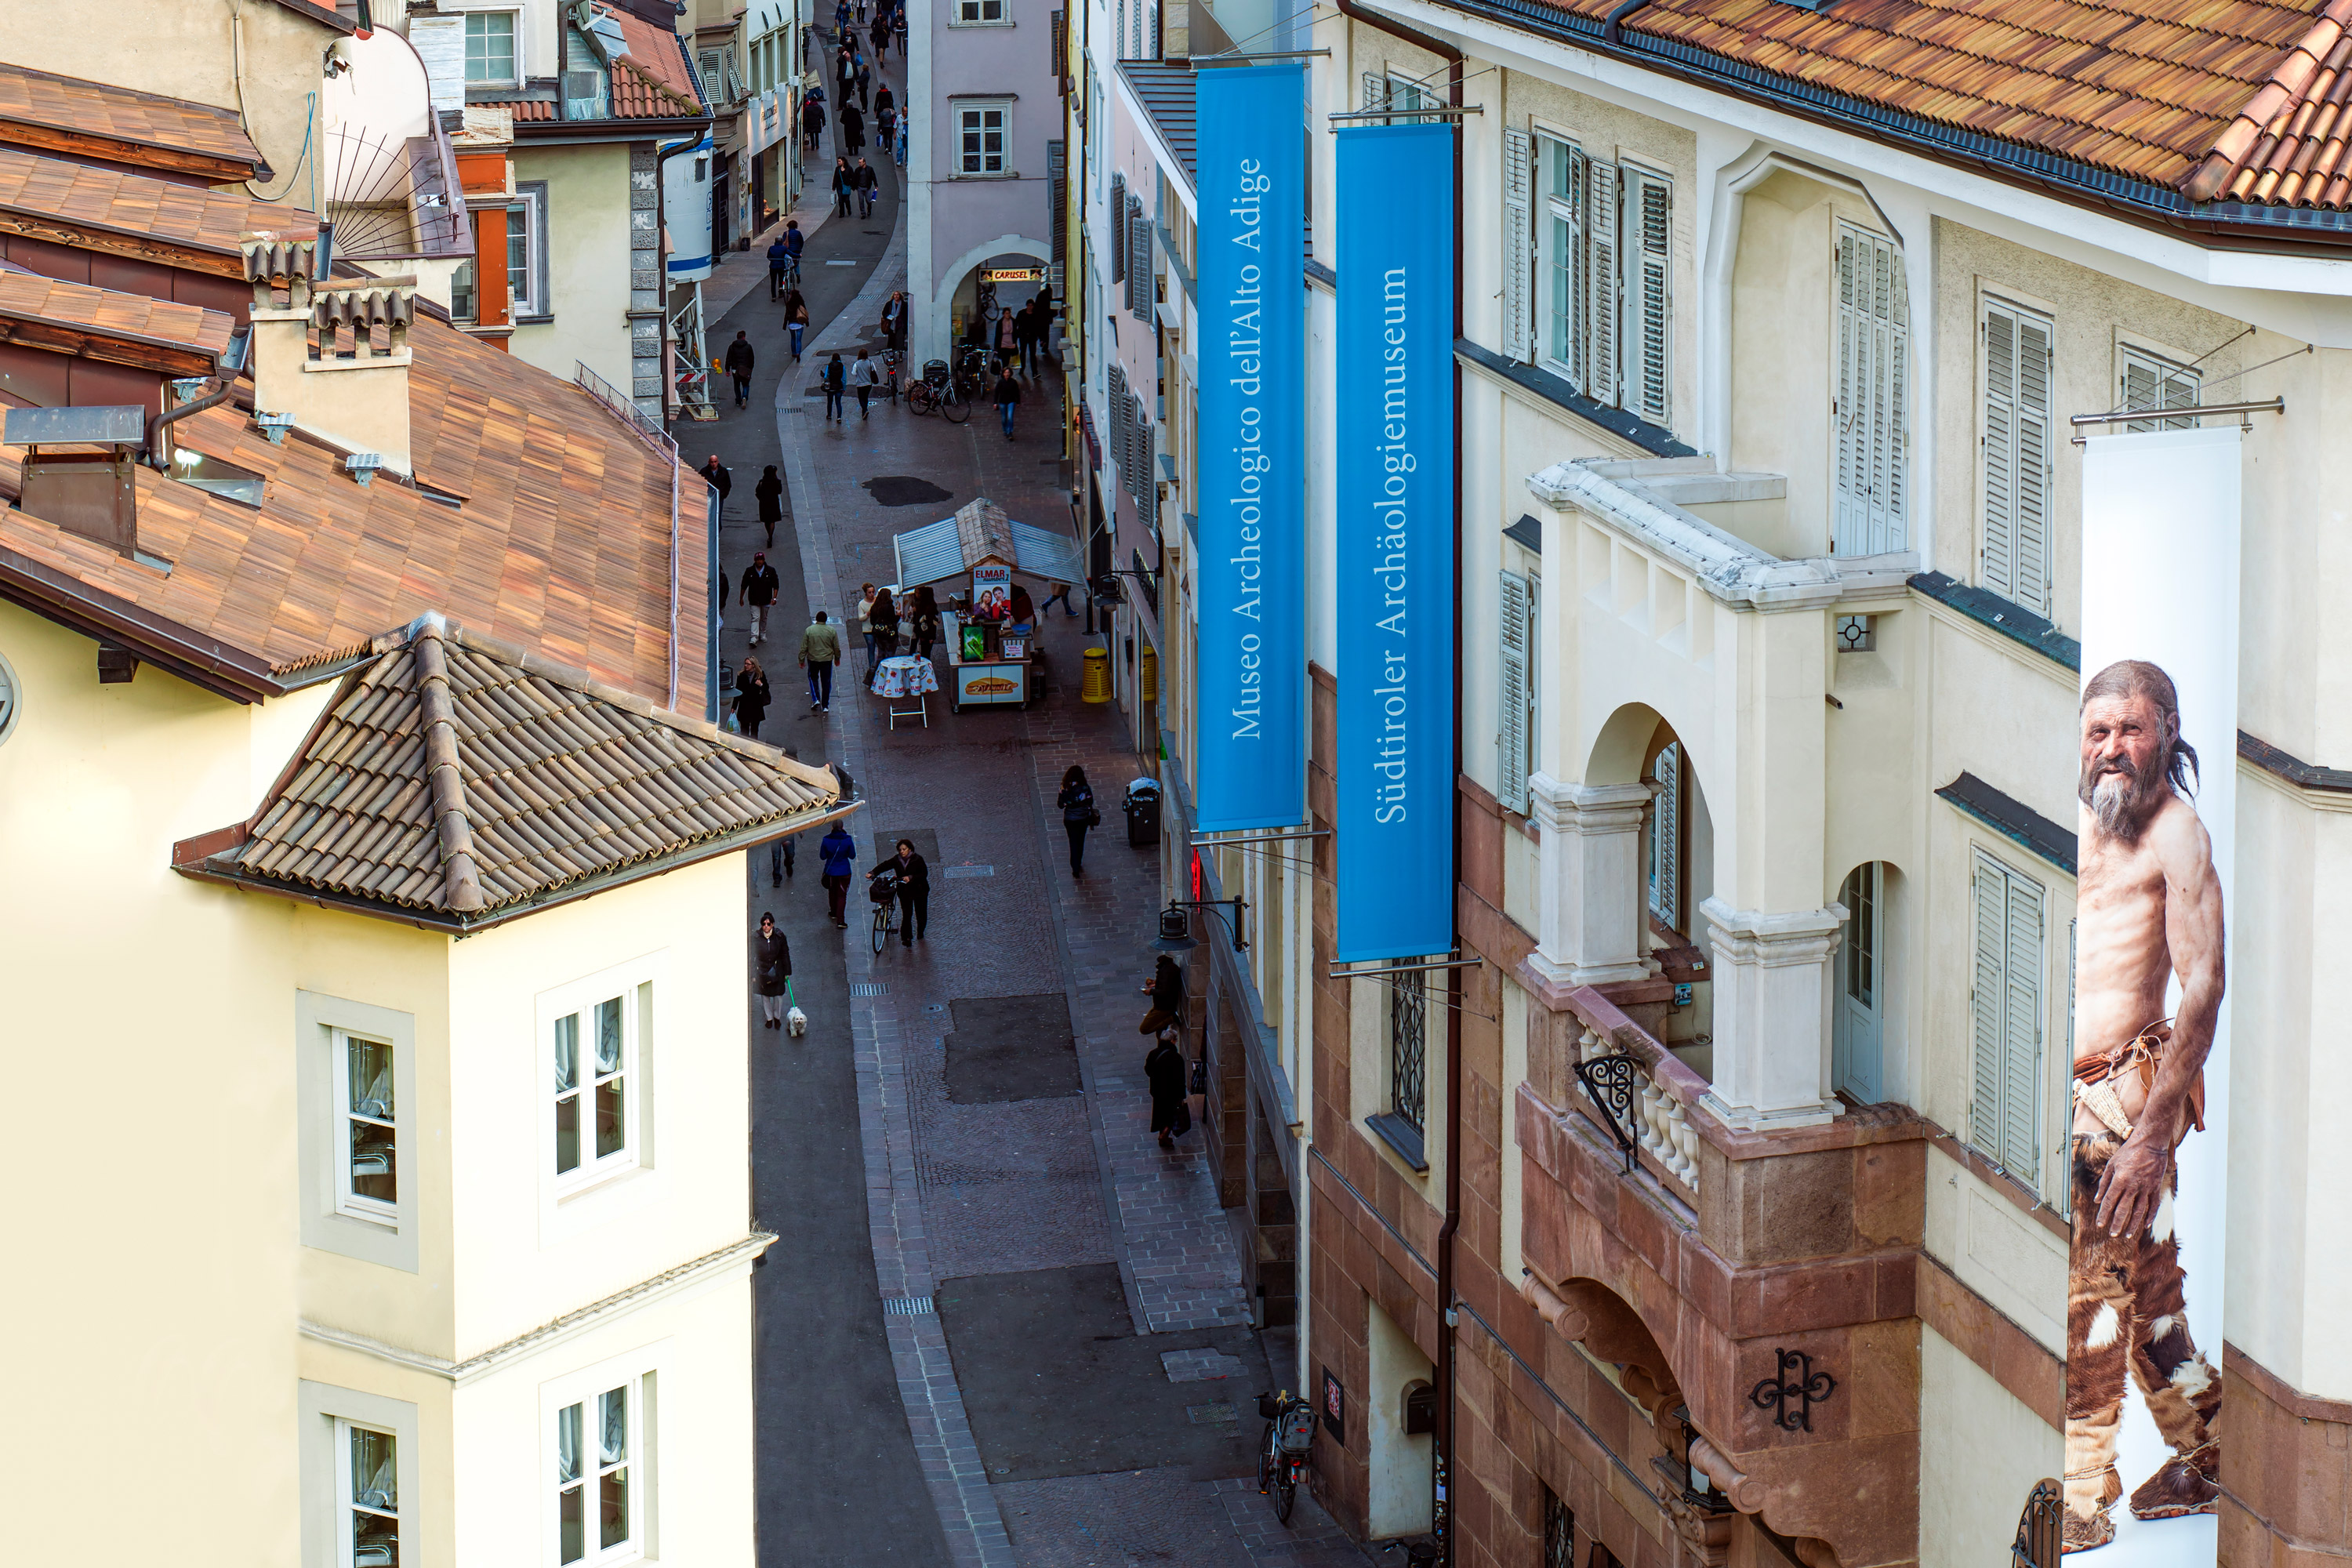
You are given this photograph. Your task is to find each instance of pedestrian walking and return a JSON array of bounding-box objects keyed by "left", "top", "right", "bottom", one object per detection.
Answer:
[
  {"left": 873, "top": 82, "right": 895, "bottom": 127},
  {"left": 855, "top": 156, "right": 879, "bottom": 218},
  {"left": 834, "top": 0, "right": 851, "bottom": 37},
  {"left": 868, "top": 584, "right": 899, "bottom": 659},
  {"left": 767, "top": 235, "right": 792, "bottom": 299},
  {"left": 909, "top": 584, "right": 941, "bottom": 660},
  {"left": 894, "top": 107, "right": 908, "bottom": 167},
  {"left": 732, "top": 654, "right": 772, "bottom": 739},
  {"left": 818, "top": 820, "right": 858, "bottom": 926},
  {"left": 869, "top": 837, "right": 930, "bottom": 947},
  {"left": 799, "top": 608, "right": 840, "bottom": 709},
  {"left": 1141, "top": 953, "right": 1185, "bottom": 1022},
  {"left": 877, "top": 102, "right": 897, "bottom": 164},
  {"left": 740, "top": 550, "right": 781, "bottom": 644},
  {"left": 754, "top": 913, "right": 793, "bottom": 1030},
  {"left": 871, "top": 14, "right": 890, "bottom": 57},
  {"left": 822, "top": 352, "right": 847, "bottom": 422},
  {"left": 854, "top": 57, "right": 871, "bottom": 112},
  {"left": 992, "top": 368, "right": 1022, "bottom": 440},
  {"left": 994, "top": 306, "right": 1018, "bottom": 372},
  {"left": 783, "top": 290, "right": 810, "bottom": 361},
  {"left": 831, "top": 151, "right": 856, "bottom": 212},
  {"left": 754, "top": 463, "right": 783, "bottom": 548},
  {"left": 880, "top": 290, "right": 909, "bottom": 354},
  {"left": 723, "top": 330, "right": 755, "bottom": 407},
  {"left": 840, "top": 102, "right": 865, "bottom": 158},
  {"left": 770, "top": 826, "right": 798, "bottom": 885},
  {"left": 848, "top": 345, "right": 881, "bottom": 419},
  {"left": 1057, "top": 764, "right": 1098, "bottom": 877},
  {"left": 700, "top": 453, "right": 731, "bottom": 507},
  {"left": 1145, "top": 1032, "right": 1190, "bottom": 1148},
  {"left": 1041, "top": 579, "right": 1076, "bottom": 616},
  {"left": 855, "top": 583, "right": 878, "bottom": 673},
  {"left": 800, "top": 95, "right": 825, "bottom": 151}
]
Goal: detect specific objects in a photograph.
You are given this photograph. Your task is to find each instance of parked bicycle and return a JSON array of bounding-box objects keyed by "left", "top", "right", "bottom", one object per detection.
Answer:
[
  {"left": 1255, "top": 1389, "right": 1316, "bottom": 1524},
  {"left": 868, "top": 865, "right": 900, "bottom": 953},
  {"left": 904, "top": 358, "right": 971, "bottom": 423}
]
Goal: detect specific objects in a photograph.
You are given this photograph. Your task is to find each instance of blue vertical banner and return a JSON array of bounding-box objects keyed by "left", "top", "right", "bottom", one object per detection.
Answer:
[
  {"left": 1334, "top": 123, "right": 1455, "bottom": 962},
  {"left": 1192, "top": 64, "right": 1306, "bottom": 832}
]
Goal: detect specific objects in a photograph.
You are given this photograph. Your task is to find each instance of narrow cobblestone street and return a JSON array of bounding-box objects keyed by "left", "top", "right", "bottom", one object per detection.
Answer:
[{"left": 697, "top": 35, "right": 1374, "bottom": 1567}]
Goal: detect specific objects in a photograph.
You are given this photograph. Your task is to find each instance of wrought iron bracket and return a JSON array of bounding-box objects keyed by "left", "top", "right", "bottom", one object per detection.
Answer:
[
  {"left": 1749, "top": 1348, "right": 1836, "bottom": 1432},
  {"left": 1573, "top": 1052, "right": 1644, "bottom": 1174}
]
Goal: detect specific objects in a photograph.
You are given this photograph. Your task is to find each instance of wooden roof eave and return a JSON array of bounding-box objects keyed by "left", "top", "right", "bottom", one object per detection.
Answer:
[
  {"left": 0, "top": 123, "right": 263, "bottom": 185},
  {"left": 0, "top": 540, "right": 282, "bottom": 703},
  {"left": 0, "top": 306, "right": 225, "bottom": 378},
  {"left": 0, "top": 205, "right": 263, "bottom": 279}
]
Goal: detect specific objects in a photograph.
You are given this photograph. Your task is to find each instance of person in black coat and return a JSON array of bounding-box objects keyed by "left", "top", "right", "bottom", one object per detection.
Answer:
[
  {"left": 754, "top": 464, "right": 784, "bottom": 548},
  {"left": 733, "top": 655, "right": 772, "bottom": 740},
  {"left": 700, "top": 453, "right": 731, "bottom": 506},
  {"left": 754, "top": 912, "right": 793, "bottom": 1030},
  {"left": 1145, "top": 1033, "right": 1190, "bottom": 1149},
  {"left": 868, "top": 837, "right": 929, "bottom": 946},
  {"left": 839, "top": 102, "right": 866, "bottom": 158},
  {"left": 1057, "top": 764, "right": 1096, "bottom": 877},
  {"left": 1138, "top": 954, "right": 1185, "bottom": 1033},
  {"left": 868, "top": 585, "right": 899, "bottom": 659}
]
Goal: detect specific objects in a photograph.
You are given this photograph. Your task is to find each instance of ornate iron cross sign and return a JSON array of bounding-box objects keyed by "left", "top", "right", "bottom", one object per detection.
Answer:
[
  {"left": 1573, "top": 1053, "right": 1644, "bottom": 1174},
  {"left": 1749, "top": 1348, "right": 1836, "bottom": 1432}
]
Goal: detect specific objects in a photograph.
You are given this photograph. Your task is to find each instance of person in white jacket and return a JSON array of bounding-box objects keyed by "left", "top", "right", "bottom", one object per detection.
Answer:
[{"left": 848, "top": 347, "right": 883, "bottom": 419}]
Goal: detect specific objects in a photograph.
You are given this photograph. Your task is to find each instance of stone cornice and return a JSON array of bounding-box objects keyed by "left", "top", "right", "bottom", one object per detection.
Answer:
[{"left": 301, "top": 1232, "right": 775, "bottom": 1385}]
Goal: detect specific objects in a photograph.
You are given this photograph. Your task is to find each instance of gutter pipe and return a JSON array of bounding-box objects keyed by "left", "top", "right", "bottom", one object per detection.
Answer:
[{"left": 1330, "top": 3, "right": 1463, "bottom": 1559}]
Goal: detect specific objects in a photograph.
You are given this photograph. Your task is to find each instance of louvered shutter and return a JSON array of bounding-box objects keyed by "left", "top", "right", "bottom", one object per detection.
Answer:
[
  {"left": 1625, "top": 167, "right": 1671, "bottom": 428},
  {"left": 1129, "top": 194, "right": 1152, "bottom": 319},
  {"left": 1502, "top": 129, "right": 1533, "bottom": 362},
  {"left": 1497, "top": 572, "right": 1530, "bottom": 812},
  {"left": 1363, "top": 71, "right": 1384, "bottom": 117},
  {"left": 1969, "top": 849, "right": 2044, "bottom": 1181},
  {"left": 1981, "top": 296, "right": 2053, "bottom": 614},
  {"left": 1049, "top": 140, "right": 1067, "bottom": 262},
  {"left": 1565, "top": 144, "right": 1589, "bottom": 393},
  {"left": 1051, "top": 9, "right": 1066, "bottom": 80},
  {"left": 2122, "top": 348, "right": 2200, "bottom": 432},
  {"left": 1110, "top": 174, "right": 1127, "bottom": 283},
  {"left": 1834, "top": 226, "right": 1909, "bottom": 556},
  {"left": 1108, "top": 365, "right": 1130, "bottom": 497},
  {"left": 1584, "top": 161, "right": 1618, "bottom": 409},
  {"left": 1648, "top": 741, "right": 1679, "bottom": 930}
]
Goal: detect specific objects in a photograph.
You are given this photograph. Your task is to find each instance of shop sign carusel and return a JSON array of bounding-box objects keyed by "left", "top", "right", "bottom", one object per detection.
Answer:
[{"left": 1191, "top": 64, "right": 1305, "bottom": 833}]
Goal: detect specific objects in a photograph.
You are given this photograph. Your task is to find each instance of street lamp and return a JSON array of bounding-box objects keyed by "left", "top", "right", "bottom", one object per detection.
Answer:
[{"left": 1152, "top": 897, "right": 1247, "bottom": 953}]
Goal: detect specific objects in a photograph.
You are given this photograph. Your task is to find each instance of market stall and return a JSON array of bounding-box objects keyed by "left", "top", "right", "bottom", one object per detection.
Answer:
[{"left": 888, "top": 497, "right": 1085, "bottom": 713}]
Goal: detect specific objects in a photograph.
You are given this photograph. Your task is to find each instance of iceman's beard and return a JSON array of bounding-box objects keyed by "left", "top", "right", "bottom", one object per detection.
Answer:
[{"left": 2082, "top": 753, "right": 2167, "bottom": 843}]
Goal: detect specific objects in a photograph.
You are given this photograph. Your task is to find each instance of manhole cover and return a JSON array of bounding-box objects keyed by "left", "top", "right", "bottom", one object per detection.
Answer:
[{"left": 862, "top": 475, "right": 956, "bottom": 507}]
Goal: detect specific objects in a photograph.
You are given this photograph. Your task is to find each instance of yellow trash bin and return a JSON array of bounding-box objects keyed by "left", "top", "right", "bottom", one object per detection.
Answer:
[{"left": 1082, "top": 645, "right": 1112, "bottom": 704}]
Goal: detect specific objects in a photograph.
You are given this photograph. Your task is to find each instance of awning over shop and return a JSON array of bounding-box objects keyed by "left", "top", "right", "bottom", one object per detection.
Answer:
[{"left": 891, "top": 496, "right": 1085, "bottom": 590}]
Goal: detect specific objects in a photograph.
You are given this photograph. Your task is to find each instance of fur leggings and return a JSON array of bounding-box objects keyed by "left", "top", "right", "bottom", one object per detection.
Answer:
[{"left": 2065, "top": 1132, "right": 2221, "bottom": 1524}]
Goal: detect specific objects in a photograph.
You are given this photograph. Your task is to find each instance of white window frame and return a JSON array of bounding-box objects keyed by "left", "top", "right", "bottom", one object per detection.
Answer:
[
  {"left": 953, "top": 0, "right": 1011, "bottom": 23},
  {"left": 334, "top": 1025, "right": 399, "bottom": 1225},
  {"left": 298, "top": 991, "right": 419, "bottom": 1272},
  {"left": 538, "top": 955, "right": 663, "bottom": 1229},
  {"left": 2118, "top": 338, "right": 2201, "bottom": 431},
  {"left": 544, "top": 1349, "right": 662, "bottom": 1568},
  {"left": 510, "top": 183, "right": 550, "bottom": 321},
  {"left": 464, "top": 9, "right": 522, "bottom": 85},
  {"left": 1646, "top": 739, "right": 1682, "bottom": 935},
  {"left": 955, "top": 100, "right": 1011, "bottom": 176},
  {"left": 1530, "top": 136, "right": 1672, "bottom": 435},
  {"left": 1978, "top": 289, "right": 2056, "bottom": 616},
  {"left": 300, "top": 1383, "right": 419, "bottom": 1568},
  {"left": 554, "top": 991, "right": 641, "bottom": 1192}
]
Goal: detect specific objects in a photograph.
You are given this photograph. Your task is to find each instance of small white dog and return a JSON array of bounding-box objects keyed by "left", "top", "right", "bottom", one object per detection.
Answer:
[{"left": 786, "top": 996, "right": 808, "bottom": 1037}]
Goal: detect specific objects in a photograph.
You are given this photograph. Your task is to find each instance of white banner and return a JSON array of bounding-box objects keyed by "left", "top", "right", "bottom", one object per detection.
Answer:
[{"left": 2070, "top": 425, "right": 2240, "bottom": 1557}]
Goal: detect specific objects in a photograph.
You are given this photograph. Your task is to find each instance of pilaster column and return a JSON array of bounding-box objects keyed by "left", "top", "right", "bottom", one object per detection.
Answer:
[
  {"left": 1526, "top": 775, "right": 1655, "bottom": 989},
  {"left": 1697, "top": 898, "right": 1846, "bottom": 1130}
]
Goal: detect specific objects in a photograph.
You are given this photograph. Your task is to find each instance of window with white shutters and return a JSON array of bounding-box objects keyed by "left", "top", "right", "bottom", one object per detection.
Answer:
[
  {"left": 1497, "top": 572, "right": 1530, "bottom": 811},
  {"left": 2120, "top": 344, "right": 2200, "bottom": 432},
  {"left": 1646, "top": 740, "right": 1681, "bottom": 932},
  {"left": 1624, "top": 168, "right": 1671, "bottom": 429},
  {"left": 1110, "top": 174, "right": 1127, "bottom": 282},
  {"left": 1969, "top": 848, "right": 2044, "bottom": 1181},
  {"left": 1541, "top": 138, "right": 1584, "bottom": 383},
  {"left": 1585, "top": 159, "right": 1619, "bottom": 410},
  {"left": 1833, "top": 224, "right": 1909, "bottom": 556},
  {"left": 1362, "top": 71, "right": 1383, "bottom": 114},
  {"left": 1980, "top": 295, "right": 2053, "bottom": 615},
  {"left": 1502, "top": 128, "right": 1534, "bottom": 362}
]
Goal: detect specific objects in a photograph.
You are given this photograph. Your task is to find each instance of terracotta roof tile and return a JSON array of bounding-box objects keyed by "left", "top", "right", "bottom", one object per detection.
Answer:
[
  {"left": 0, "top": 145, "right": 314, "bottom": 269},
  {"left": 1559, "top": 0, "right": 2352, "bottom": 206},
  {"left": 0, "top": 268, "right": 235, "bottom": 361},
  {"left": 0, "top": 313, "right": 696, "bottom": 707},
  {"left": 201, "top": 616, "right": 844, "bottom": 922},
  {"left": 603, "top": 4, "right": 706, "bottom": 115},
  {"left": 0, "top": 60, "right": 264, "bottom": 178},
  {"left": 511, "top": 99, "right": 557, "bottom": 122}
]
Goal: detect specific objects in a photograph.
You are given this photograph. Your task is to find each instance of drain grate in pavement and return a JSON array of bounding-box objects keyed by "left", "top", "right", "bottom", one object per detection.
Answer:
[
  {"left": 851, "top": 982, "right": 888, "bottom": 997},
  {"left": 945, "top": 993, "right": 1077, "bottom": 1103},
  {"left": 882, "top": 1295, "right": 935, "bottom": 1316},
  {"left": 1185, "top": 1403, "right": 1239, "bottom": 1425},
  {"left": 941, "top": 863, "right": 994, "bottom": 878}
]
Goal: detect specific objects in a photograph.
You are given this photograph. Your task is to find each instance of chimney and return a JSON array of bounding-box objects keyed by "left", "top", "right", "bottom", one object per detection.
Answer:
[
  {"left": 242, "top": 234, "right": 416, "bottom": 477},
  {"left": 2, "top": 404, "right": 146, "bottom": 558}
]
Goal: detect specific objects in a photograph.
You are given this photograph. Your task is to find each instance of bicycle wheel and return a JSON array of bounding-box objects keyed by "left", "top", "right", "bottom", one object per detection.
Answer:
[
  {"left": 940, "top": 388, "right": 971, "bottom": 424},
  {"left": 871, "top": 902, "right": 891, "bottom": 953},
  {"left": 1274, "top": 1459, "right": 1297, "bottom": 1523},
  {"left": 906, "top": 382, "right": 938, "bottom": 416},
  {"left": 1257, "top": 1426, "right": 1280, "bottom": 1497}
]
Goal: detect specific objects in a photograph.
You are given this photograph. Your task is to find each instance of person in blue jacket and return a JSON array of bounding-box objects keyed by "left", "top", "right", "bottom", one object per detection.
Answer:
[{"left": 818, "top": 822, "right": 858, "bottom": 927}]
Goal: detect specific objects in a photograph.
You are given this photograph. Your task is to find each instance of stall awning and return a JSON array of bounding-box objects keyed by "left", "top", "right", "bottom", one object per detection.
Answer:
[{"left": 891, "top": 496, "right": 1086, "bottom": 590}]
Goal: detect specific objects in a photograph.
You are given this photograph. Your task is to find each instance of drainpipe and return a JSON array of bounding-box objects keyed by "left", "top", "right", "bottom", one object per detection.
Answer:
[
  {"left": 1602, "top": 0, "right": 1657, "bottom": 46},
  {"left": 1331, "top": 4, "right": 1464, "bottom": 1561},
  {"left": 143, "top": 379, "right": 234, "bottom": 470}
]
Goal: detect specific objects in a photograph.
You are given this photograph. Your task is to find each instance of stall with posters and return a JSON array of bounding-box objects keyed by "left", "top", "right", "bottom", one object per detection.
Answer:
[{"left": 887, "top": 496, "right": 1084, "bottom": 713}]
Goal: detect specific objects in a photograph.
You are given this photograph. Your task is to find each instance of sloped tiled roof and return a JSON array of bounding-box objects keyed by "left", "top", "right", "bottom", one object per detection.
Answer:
[
  {"left": 1501, "top": 0, "right": 2352, "bottom": 211},
  {"left": 1118, "top": 59, "right": 1198, "bottom": 183},
  {"left": 0, "top": 269, "right": 235, "bottom": 365},
  {"left": 605, "top": 3, "right": 707, "bottom": 118},
  {"left": 0, "top": 311, "right": 695, "bottom": 707},
  {"left": 0, "top": 144, "right": 316, "bottom": 274},
  {"left": 0, "top": 60, "right": 266, "bottom": 180},
  {"left": 183, "top": 615, "right": 848, "bottom": 926}
]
